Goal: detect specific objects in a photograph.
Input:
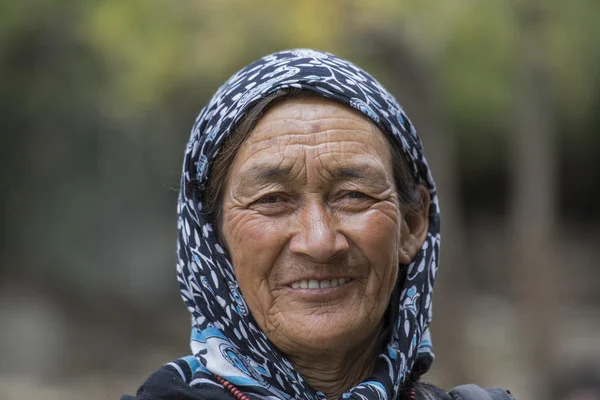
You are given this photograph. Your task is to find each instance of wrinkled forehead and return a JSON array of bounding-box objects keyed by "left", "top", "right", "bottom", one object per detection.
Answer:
[
  {"left": 248, "top": 95, "right": 381, "bottom": 143},
  {"left": 230, "top": 96, "right": 396, "bottom": 182}
]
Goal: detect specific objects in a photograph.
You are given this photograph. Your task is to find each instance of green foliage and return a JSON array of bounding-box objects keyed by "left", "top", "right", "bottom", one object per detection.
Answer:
[{"left": 0, "top": 0, "right": 597, "bottom": 284}]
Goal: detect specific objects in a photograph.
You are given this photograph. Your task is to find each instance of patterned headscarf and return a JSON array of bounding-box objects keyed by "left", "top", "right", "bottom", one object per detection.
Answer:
[{"left": 176, "top": 49, "right": 440, "bottom": 400}]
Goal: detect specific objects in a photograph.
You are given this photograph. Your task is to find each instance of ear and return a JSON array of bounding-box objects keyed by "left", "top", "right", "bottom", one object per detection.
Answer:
[{"left": 398, "top": 184, "right": 431, "bottom": 264}]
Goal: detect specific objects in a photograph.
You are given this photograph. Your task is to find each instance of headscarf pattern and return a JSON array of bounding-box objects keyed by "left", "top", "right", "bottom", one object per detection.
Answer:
[{"left": 176, "top": 49, "right": 440, "bottom": 400}]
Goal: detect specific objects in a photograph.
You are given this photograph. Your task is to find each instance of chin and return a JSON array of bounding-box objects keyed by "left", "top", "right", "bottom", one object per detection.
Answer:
[{"left": 271, "top": 311, "right": 377, "bottom": 355}]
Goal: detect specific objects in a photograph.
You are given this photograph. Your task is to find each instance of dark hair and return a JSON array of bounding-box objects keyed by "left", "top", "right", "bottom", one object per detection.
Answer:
[{"left": 203, "top": 88, "right": 425, "bottom": 352}]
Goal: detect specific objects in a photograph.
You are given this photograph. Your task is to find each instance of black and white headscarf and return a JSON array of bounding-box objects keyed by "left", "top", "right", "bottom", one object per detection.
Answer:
[{"left": 176, "top": 49, "right": 440, "bottom": 400}]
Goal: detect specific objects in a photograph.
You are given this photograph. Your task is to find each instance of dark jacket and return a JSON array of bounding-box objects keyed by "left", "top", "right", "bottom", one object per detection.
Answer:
[{"left": 121, "top": 361, "right": 513, "bottom": 400}]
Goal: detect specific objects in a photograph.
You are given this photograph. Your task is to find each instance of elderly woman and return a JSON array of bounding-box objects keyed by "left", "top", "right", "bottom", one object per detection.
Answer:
[{"left": 122, "top": 50, "right": 513, "bottom": 400}]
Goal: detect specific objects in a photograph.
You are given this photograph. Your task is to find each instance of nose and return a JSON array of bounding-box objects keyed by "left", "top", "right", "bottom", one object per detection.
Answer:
[{"left": 289, "top": 201, "right": 349, "bottom": 263}]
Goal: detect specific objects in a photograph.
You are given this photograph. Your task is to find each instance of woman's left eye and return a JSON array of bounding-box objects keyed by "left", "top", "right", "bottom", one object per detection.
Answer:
[
  {"left": 345, "top": 191, "right": 368, "bottom": 199},
  {"left": 255, "top": 194, "right": 283, "bottom": 204}
]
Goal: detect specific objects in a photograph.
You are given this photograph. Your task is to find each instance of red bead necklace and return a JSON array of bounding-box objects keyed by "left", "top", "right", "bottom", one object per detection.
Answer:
[
  {"left": 213, "top": 374, "right": 250, "bottom": 400},
  {"left": 213, "top": 374, "right": 417, "bottom": 400},
  {"left": 408, "top": 386, "right": 416, "bottom": 400}
]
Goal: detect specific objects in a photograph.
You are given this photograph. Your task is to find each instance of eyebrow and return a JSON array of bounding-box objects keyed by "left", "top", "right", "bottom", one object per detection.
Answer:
[
  {"left": 333, "top": 168, "right": 364, "bottom": 179},
  {"left": 240, "top": 165, "right": 294, "bottom": 185},
  {"left": 238, "top": 164, "right": 387, "bottom": 187},
  {"left": 331, "top": 167, "right": 389, "bottom": 187}
]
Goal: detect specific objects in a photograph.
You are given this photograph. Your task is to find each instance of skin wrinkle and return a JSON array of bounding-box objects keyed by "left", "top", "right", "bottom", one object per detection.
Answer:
[
  {"left": 234, "top": 159, "right": 392, "bottom": 204},
  {"left": 247, "top": 126, "right": 383, "bottom": 155},
  {"left": 219, "top": 97, "right": 428, "bottom": 400}
]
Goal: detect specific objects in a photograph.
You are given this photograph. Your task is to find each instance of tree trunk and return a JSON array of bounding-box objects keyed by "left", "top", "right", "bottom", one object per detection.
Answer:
[{"left": 510, "top": 1, "right": 559, "bottom": 398}]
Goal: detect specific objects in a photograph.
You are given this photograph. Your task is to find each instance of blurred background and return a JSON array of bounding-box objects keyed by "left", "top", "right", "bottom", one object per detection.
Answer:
[{"left": 1, "top": 0, "right": 599, "bottom": 399}]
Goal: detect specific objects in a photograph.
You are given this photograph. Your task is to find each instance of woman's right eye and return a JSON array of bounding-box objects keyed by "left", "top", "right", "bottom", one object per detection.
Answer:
[
  {"left": 251, "top": 194, "right": 293, "bottom": 214},
  {"left": 255, "top": 194, "right": 283, "bottom": 204}
]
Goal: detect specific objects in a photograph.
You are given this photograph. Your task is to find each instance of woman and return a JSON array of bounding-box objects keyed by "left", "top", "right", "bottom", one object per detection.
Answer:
[{"left": 122, "top": 49, "right": 513, "bottom": 400}]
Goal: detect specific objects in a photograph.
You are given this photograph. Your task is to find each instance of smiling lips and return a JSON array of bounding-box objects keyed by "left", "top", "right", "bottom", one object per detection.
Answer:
[{"left": 290, "top": 278, "right": 353, "bottom": 289}]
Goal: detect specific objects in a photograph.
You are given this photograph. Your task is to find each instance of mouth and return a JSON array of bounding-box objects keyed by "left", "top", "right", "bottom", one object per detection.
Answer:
[{"left": 289, "top": 278, "right": 354, "bottom": 290}]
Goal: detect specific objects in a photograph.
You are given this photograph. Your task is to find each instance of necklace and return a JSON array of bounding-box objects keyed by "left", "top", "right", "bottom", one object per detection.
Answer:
[
  {"left": 213, "top": 374, "right": 250, "bottom": 400},
  {"left": 213, "top": 374, "right": 416, "bottom": 400}
]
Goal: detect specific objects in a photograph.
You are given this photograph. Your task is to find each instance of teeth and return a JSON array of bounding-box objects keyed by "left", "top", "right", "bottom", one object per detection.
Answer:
[{"left": 291, "top": 278, "right": 351, "bottom": 289}]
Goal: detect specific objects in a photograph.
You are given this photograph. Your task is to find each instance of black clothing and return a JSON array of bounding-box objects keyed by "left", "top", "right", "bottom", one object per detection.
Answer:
[{"left": 122, "top": 360, "right": 514, "bottom": 400}]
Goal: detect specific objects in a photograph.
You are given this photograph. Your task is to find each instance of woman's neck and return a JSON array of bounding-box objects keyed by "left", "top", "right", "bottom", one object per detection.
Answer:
[{"left": 286, "top": 328, "right": 382, "bottom": 399}]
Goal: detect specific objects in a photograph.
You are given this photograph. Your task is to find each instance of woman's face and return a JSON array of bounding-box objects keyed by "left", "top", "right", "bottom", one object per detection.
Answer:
[{"left": 220, "top": 97, "right": 405, "bottom": 357}]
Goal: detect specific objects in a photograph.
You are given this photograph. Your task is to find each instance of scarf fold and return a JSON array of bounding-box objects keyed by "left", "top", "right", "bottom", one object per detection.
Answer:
[{"left": 176, "top": 49, "right": 440, "bottom": 400}]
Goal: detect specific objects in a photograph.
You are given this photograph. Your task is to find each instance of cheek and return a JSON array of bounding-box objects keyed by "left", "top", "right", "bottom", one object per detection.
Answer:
[
  {"left": 344, "top": 208, "right": 401, "bottom": 300},
  {"left": 221, "top": 211, "right": 291, "bottom": 306},
  {"left": 225, "top": 212, "right": 291, "bottom": 264}
]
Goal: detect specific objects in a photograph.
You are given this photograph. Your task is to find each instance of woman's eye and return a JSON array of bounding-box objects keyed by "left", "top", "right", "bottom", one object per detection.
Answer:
[
  {"left": 345, "top": 191, "right": 368, "bottom": 199},
  {"left": 252, "top": 193, "right": 293, "bottom": 214},
  {"left": 255, "top": 194, "right": 283, "bottom": 204}
]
